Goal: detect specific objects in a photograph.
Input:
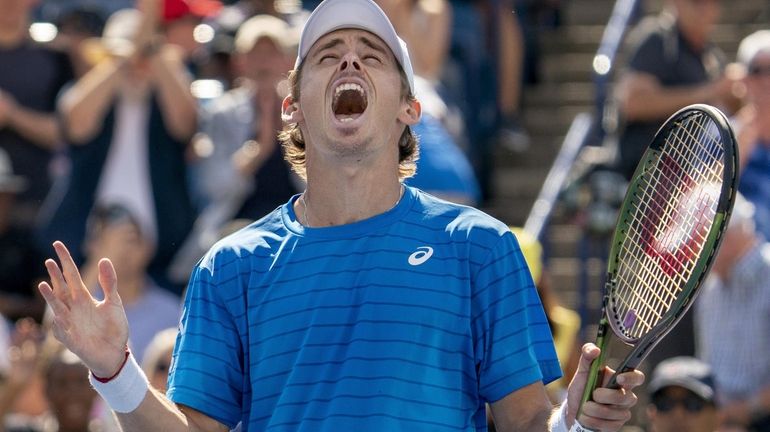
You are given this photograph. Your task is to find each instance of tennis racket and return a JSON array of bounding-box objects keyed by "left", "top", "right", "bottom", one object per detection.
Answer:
[{"left": 578, "top": 104, "right": 738, "bottom": 414}]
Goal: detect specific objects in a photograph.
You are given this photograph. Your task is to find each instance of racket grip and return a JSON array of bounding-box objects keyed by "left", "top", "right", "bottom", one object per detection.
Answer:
[
  {"left": 577, "top": 352, "right": 604, "bottom": 415},
  {"left": 577, "top": 320, "right": 610, "bottom": 417}
]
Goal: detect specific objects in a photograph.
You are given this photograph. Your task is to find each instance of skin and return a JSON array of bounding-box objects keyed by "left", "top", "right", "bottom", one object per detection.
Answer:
[
  {"left": 39, "top": 27, "right": 645, "bottom": 432},
  {"left": 616, "top": 0, "right": 737, "bottom": 122}
]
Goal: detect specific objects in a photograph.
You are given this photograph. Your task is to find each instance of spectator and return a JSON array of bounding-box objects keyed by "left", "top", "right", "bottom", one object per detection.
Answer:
[
  {"left": 612, "top": 0, "right": 738, "bottom": 370},
  {"left": 732, "top": 30, "right": 770, "bottom": 242},
  {"left": 0, "top": 0, "right": 74, "bottom": 225},
  {"left": 614, "top": 0, "right": 738, "bottom": 181},
  {"left": 645, "top": 356, "right": 718, "bottom": 432},
  {"left": 37, "top": 1, "right": 198, "bottom": 295},
  {"left": 140, "top": 327, "right": 177, "bottom": 393},
  {"left": 170, "top": 14, "right": 300, "bottom": 282},
  {"left": 80, "top": 204, "right": 182, "bottom": 361},
  {"left": 162, "top": 0, "right": 223, "bottom": 63},
  {"left": 374, "top": 0, "right": 452, "bottom": 83},
  {"left": 508, "top": 227, "right": 581, "bottom": 403},
  {"left": 52, "top": 6, "right": 107, "bottom": 79},
  {"left": 443, "top": 0, "right": 529, "bottom": 201},
  {"left": 0, "top": 148, "right": 47, "bottom": 323},
  {"left": 695, "top": 194, "right": 770, "bottom": 431},
  {"left": 38, "top": 0, "right": 645, "bottom": 430},
  {"left": 403, "top": 75, "right": 480, "bottom": 206}
]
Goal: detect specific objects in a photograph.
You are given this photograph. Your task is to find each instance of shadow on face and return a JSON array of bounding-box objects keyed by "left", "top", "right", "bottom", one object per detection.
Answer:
[{"left": 647, "top": 386, "right": 717, "bottom": 432}]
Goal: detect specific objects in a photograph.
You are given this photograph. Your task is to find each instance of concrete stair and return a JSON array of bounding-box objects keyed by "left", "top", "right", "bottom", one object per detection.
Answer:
[{"left": 479, "top": 0, "right": 770, "bottom": 319}]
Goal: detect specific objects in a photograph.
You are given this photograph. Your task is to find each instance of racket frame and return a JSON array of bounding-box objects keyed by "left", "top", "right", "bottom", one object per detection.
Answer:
[{"left": 578, "top": 104, "right": 738, "bottom": 411}]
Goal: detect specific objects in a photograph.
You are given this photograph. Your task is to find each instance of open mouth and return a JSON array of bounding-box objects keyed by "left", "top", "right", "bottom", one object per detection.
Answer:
[{"left": 332, "top": 83, "right": 368, "bottom": 123}]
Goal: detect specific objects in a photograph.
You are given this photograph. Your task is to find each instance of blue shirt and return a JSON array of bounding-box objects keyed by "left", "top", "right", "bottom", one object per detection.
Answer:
[
  {"left": 167, "top": 186, "right": 561, "bottom": 431},
  {"left": 739, "top": 141, "right": 770, "bottom": 241}
]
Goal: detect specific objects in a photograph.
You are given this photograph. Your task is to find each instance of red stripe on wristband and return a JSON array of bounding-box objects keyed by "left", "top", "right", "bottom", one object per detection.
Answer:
[{"left": 91, "top": 347, "right": 131, "bottom": 383}]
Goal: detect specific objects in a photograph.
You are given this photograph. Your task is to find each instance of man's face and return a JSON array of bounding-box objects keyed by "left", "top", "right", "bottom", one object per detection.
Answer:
[
  {"left": 240, "top": 37, "right": 292, "bottom": 85},
  {"left": 746, "top": 52, "right": 770, "bottom": 106},
  {"left": 290, "top": 28, "right": 417, "bottom": 161},
  {"left": 647, "top": 387, "right": 717, "bottom": 432},
  {"left": 674, "top": 0, "right": 722, "bottom": 46}
]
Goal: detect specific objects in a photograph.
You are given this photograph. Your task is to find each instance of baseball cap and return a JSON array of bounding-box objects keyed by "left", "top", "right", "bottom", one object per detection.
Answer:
[
  {"left": 737, "top": 30, "right": 770, "bottom": 67},
  {"left": 648, "top": 357, "right": 716, "bottom": 401},
  {"left": 295, "top": 0, "right": 415, "bottom": 93},
  {"left": 163, "top": 0, "right": 223, "bottom": 23},
  {"left": 234, "top": 15, "right": 298, "bottom": 55}
]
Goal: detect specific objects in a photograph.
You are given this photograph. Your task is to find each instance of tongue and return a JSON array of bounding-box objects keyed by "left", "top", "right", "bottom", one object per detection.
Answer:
[{"left": 333, "top": 90, "right": 367, "bottom": 117}]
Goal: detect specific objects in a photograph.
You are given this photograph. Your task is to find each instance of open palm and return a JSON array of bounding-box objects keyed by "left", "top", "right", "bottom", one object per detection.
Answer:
[{"left": 38, "top": 241, "right": 130, "bottom": 378}]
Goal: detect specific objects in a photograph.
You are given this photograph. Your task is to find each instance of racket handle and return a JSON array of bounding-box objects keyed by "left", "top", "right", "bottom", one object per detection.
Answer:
[{"left": 577, "top": 329, "right": 609, "bottom": 417}]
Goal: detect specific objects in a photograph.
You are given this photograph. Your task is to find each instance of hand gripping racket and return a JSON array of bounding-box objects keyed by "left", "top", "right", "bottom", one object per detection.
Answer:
[{"left": 578, "top": 104, "right": 738, "bottom": 414}]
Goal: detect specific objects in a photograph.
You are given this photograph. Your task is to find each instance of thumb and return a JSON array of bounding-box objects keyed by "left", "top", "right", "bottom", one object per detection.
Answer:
[
  {"left": 567, "top": 343, "right": 602, "bottom": 415},
  {"left": 97, "top": 258, "right": 121, "bottom": 305}
]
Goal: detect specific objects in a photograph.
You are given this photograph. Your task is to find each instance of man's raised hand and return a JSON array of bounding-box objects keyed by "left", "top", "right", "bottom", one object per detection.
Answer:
[{"left": 38, "top": 241, "right": 130, "bottom": 378}]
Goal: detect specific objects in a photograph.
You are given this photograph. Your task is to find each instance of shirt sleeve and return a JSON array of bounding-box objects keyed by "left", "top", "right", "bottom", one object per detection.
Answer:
[
  {"left": 628, "top": 32, "right": 669, "bottom": 79},
  {"left": 167, "top": 251, "right": 245, "bottom": 428},
  {"left": 472, "top": 231, "right": 562, "bottom": 403}
]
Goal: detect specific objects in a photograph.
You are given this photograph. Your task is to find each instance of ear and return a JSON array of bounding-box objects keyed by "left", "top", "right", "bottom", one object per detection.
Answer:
[
  {"left": 398, "top": 98, "right": 421, "bottom": 126},
  {"left": 282, "top": 95, "right": 303, "bottom": 123}
]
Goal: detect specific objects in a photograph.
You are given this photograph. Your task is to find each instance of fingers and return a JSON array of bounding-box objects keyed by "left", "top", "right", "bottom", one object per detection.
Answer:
[
  {"left": 53, "top": 241, "right": 84, "bottom": 302},
  {"left": 98, "top": 258, "right": 122, "bottom": 305},
  {"left": 44, "top": 258, "right": 71, "bottom": 305},
  {"left": 38, "top": 281, "right": 70, "bottom": 318},
  {"left": 576, "top": 343, "right": 601, "bottom": 374}
]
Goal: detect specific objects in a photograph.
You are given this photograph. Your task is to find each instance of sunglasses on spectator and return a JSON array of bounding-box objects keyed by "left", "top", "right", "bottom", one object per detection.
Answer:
[
  {"left": 749, "top": 64, "right": 770, "bottom": 77},
  {"left": 653, "top": 394, "right": 710, "bottom": 413}
]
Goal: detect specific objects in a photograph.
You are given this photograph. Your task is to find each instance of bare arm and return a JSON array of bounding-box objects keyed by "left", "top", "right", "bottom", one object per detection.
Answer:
[
  {"left": 617, "top": 71, "right": 734, "bottom": 122},
  {"left": 58, "top": 59, "right": 125, "bottom": 144},
  {"left": 37, "top": 242, "right": 227, "bottom": 432},
  {"left": 148, "top": 45, "right": 197, "bottom": 142},
  {"left": 0, "top": 89, "right": 60, "bottom": 150},
  {"left": 490, "top": 382, "right": 554, "bottom": 431},
  {"left": 114, "top": 389, "right": 229, "bottom": 432},
  {"left": 490, "top": 344, "right": 644, "bottom": 431}
]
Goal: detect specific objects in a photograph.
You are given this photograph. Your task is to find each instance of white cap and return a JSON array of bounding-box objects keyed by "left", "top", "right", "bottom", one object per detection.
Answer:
[
  {"left": 234, "top": 14, "right": 299, "bottom": 55},
  {"left": 737, "top": 30, "right": 770, "bottom": 66},
  {"left": 294, "top": 0, "right": 415, "bottom": 93}
]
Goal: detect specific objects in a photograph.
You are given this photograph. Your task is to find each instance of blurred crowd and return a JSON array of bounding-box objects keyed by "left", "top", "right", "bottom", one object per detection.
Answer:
[{"left": 0, "top": 0, "right": 768, "bottom": 430}]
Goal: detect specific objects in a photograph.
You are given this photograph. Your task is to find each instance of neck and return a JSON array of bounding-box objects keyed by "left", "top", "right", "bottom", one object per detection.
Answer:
[
  {"left": 0, "top": 24, "right": 26, "bottom": 48},
  {"left": 299, "top": 167, "right": 403, "bottom": 227}
]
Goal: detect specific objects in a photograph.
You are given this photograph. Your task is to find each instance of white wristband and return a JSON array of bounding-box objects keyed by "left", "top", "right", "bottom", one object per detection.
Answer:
[
  {"left": 88, "top": 353, "right": 149, "bottom": 413},
  {"left": 550, "top": 401, "right": 596, "bottom": 432}
]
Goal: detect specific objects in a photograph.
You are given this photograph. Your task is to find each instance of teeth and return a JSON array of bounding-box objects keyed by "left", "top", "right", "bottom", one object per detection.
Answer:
[{"left": 334, "top": 83, "right": 364, "bottom": 97}]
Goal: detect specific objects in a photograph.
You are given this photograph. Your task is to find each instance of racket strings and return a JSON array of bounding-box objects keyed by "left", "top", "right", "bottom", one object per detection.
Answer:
[{"left": 612, "top": 113, "right": 724, "bottom": 340}]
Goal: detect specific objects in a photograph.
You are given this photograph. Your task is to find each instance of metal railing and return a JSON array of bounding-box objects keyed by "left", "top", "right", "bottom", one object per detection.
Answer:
[{"left": 523, "top": 0, "right": 644, "bottom": 334}]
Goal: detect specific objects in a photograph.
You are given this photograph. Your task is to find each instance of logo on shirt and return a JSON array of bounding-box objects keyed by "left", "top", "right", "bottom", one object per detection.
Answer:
[{"left": 408, "top": 246, "right": 434, "bottom": 266}]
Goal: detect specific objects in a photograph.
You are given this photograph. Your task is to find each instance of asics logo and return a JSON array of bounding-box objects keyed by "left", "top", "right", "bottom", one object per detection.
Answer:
[{"left": 408, "top": 246, "right": 434, "bottom": 266}]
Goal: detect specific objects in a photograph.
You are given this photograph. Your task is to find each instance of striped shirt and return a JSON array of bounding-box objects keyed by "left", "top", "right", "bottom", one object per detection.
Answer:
[
  {"left": 695, "top": 243, "right": 770, "bottom": 403},
  {"left": 167, "top": 186, "right": 561, "bottom": 431}
]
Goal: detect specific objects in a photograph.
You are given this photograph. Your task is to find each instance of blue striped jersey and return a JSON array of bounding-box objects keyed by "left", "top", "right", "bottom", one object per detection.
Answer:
[{"left": 167, "top": 186, "right": 561, "bottom": 431}]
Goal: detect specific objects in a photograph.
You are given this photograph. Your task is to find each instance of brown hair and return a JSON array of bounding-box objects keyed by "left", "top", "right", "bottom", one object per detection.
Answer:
[{"left": 277, "top": 63, "right": 419, "bottom": 180}]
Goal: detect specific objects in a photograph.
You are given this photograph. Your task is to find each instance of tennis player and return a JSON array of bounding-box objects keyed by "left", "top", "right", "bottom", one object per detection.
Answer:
[{"left": 38, "top": 0, "right": 643, "bottom": 430}]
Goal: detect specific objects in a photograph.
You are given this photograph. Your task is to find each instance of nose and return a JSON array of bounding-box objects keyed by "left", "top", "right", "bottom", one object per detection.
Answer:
[{"left": 339, "top": 52, "right": 362, "bottom": 72}]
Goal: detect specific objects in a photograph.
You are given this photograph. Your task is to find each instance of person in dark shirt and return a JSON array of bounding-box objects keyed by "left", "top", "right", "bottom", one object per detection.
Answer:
[
  {"left": 0, "top": 0, "right": 74, "bottom": 224},
  {"left": 0, "top": 147, "right": 46, "bottom": 322}
]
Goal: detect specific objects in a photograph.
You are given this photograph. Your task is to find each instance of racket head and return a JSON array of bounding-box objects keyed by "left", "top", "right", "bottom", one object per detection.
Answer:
[{"left": 604, "top": 104, "right": 737, "bottom": 347}]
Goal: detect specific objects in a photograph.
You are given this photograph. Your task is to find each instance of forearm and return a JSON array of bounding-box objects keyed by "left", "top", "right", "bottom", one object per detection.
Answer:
[
  {"left": 115, "top": 387, "right": 193, "bottom": 432},
  {"left": 6, "top": 105, "right": 60, "bottom": 149},
  {"left": 618, "top": 72, "right": 719, "bottom": 122},
  {"left": 149, "top": 48, "right": 197, "bottom": 141},
  {"left": 59, "top": 59, "right": 125, "bottom": 143}
]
